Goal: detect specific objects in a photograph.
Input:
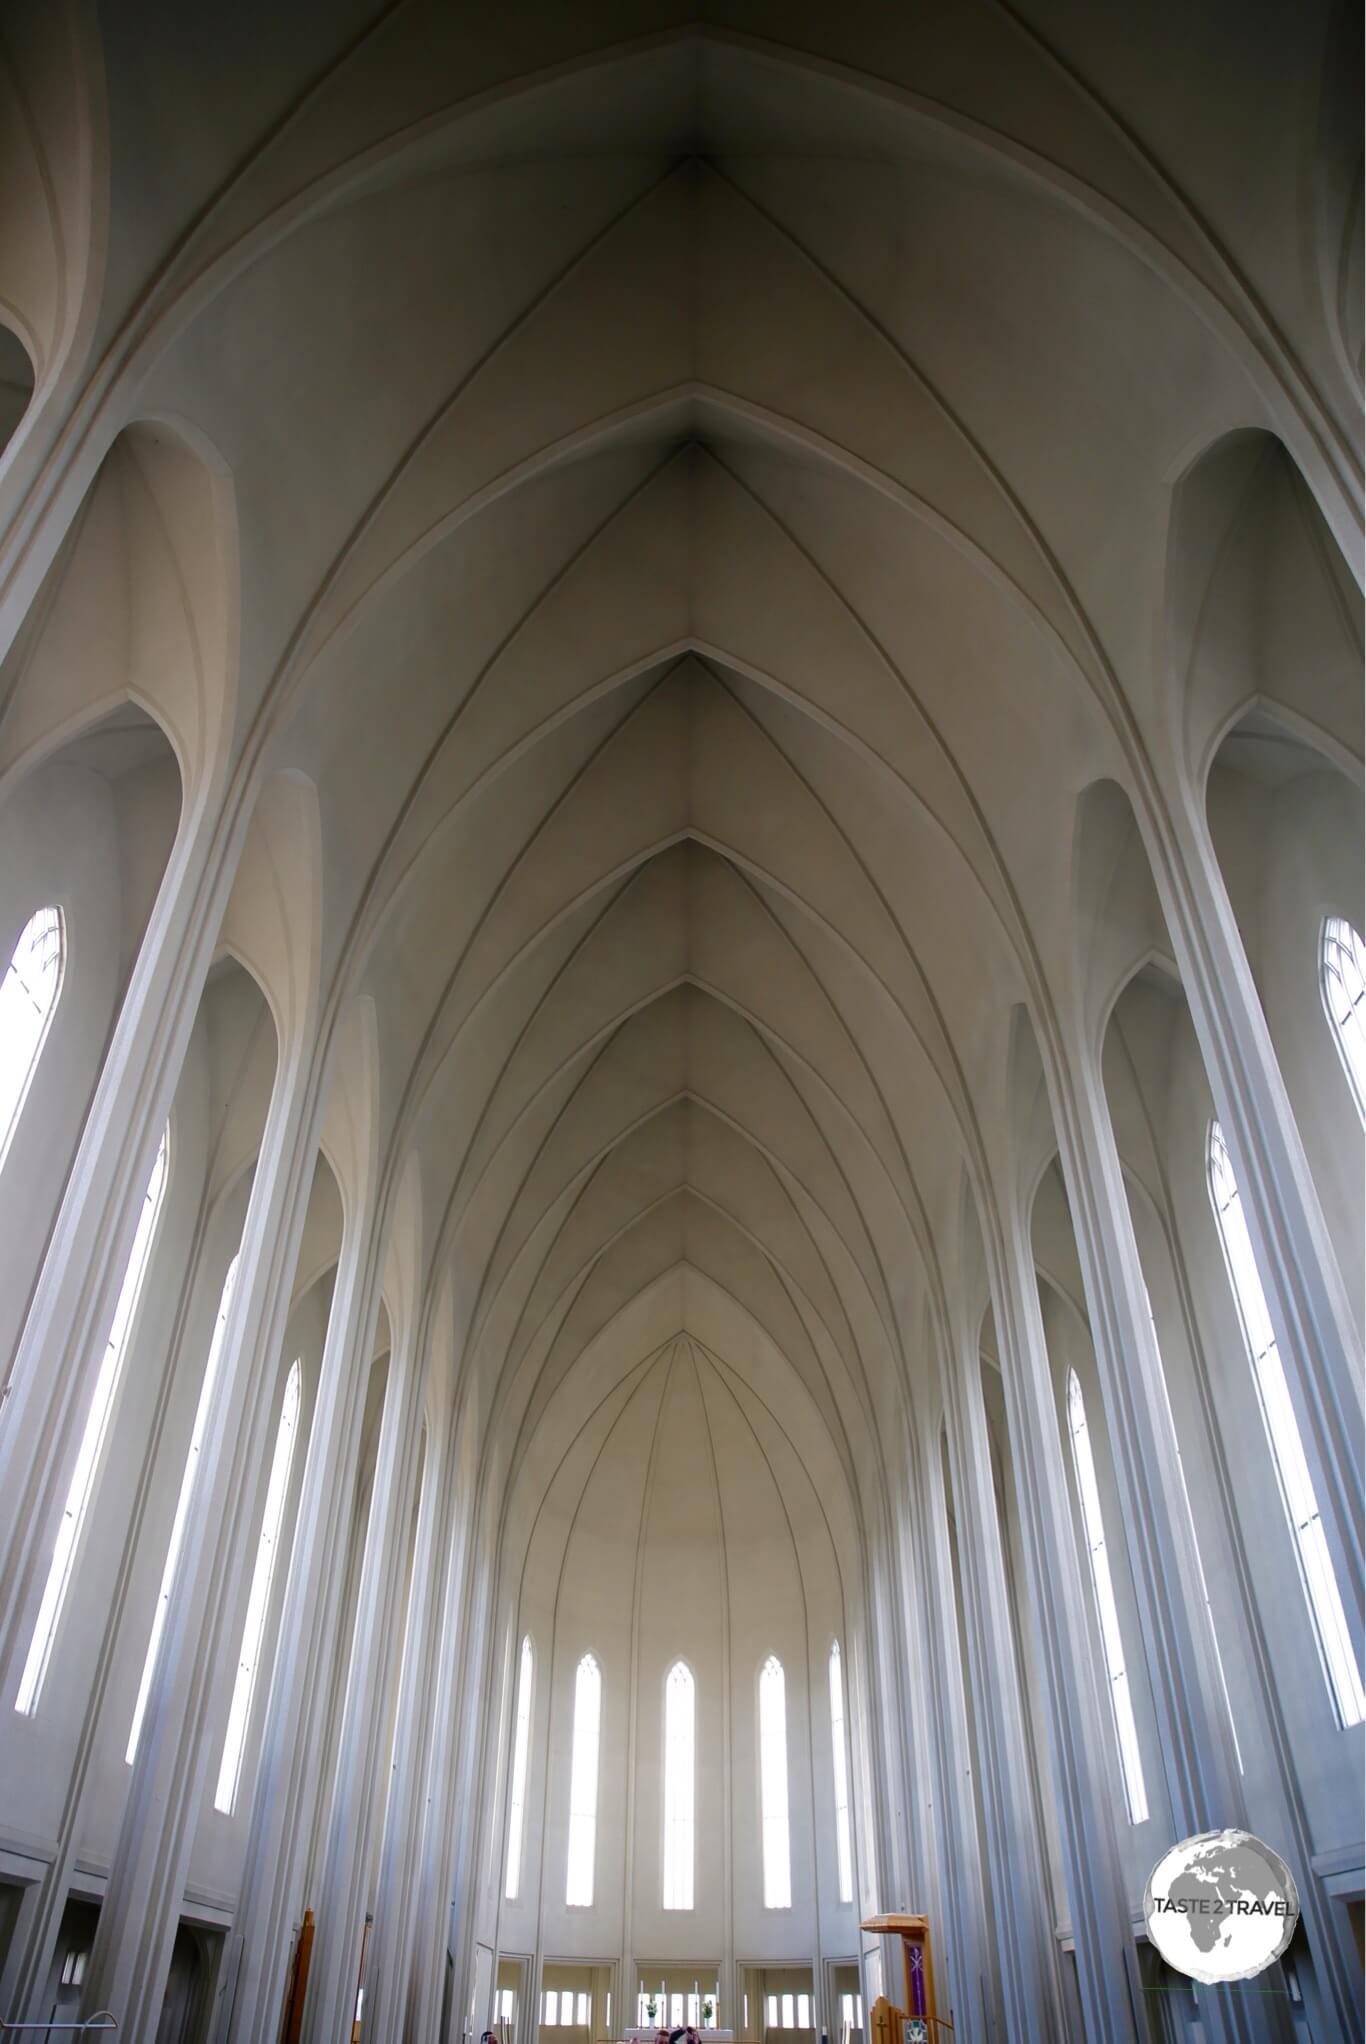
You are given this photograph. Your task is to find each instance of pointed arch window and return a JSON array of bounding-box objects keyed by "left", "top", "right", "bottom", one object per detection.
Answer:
[
  {"left": 759, "top": 1654, "right": 792, "bottom": 1907},
  {"left": 662, "top": 1659, "right": 695, "bottom": 1909},
  {"left": 565, "top": 1651, "right": 601, "bottom": 1905},
  {"left": 127, "top": 1251, "right": 239, "bottom": 1763},
  {"left": 828, "top": 1641, "right": 854, "bottom": 1903},
  {"left": 16, "top": 1124, "right": 169, "bottom": 1715},
  {"left": 1321, "top": 916, "right": 1366, "bottom": 1119},
  {"left": 1207, "top": 1122, "right": 1364, "bottom": 1726},
  {"left": 1066, "top": 1370, "right": 1149, "bottom": 1823},
  {"left": 214, "top": 1358, "right": 301, "bottom": 1812},
  {"left": 505, "top": 1634, "right": 534, "bottom": 1900},
  {"left": 0, "top": 905, "right": 64, "bottom": 1169}
]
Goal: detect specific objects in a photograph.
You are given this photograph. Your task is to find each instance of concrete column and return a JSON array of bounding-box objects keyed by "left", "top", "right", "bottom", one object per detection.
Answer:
[
  {"left": 301, "top": 1318, "right": 427, "bottom": 2044},
  {"left": 409, "top": 1518, "right": 493, "bottom": 2044},
  {"left": 79, "top": 1030, "right": 326, "bottom": 2035},
  {"left": 364, "top": 1400, "right": 451, "bottom": 2040},
  {"left": 908, "top": 1424, "right": 994, "bottom": 2044},
  {"left": 0, "top": 791, "right": 242, "bottom": 1692},
  {"left": 987, "top": 1204, "right": 1142, "bottom": 2044},
  {"left": 1156, "top": 794, "right": 1363, "bottom": 1634},
  {"left": 1055, "top": 1054, "right": 1292, "bottom": 2044},
  {"left": 216, "top": 1191, "right": 390, "bottom": 2044},
  {"left": 940, "top": 1333, "right": 1064, "bottom": 2043}
]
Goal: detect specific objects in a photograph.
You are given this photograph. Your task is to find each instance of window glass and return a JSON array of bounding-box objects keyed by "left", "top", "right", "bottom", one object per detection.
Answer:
[
  {"left": 759, "top": 1655, "right": 792, "bottom": 1906},
  {"left": 1321, "top": 916, "right": 1366, "bottom": 1117},
  {"left": 828, "top": 1641, "right": 854, "bottom": 1901},
  {"left": 0, "top": 905, "right": 64, "bottom": 1170},
  {"left": 214, "top": 1359, "right": 302, "bottom": 1811},
  {"left": 662, "top": 1660, "right": 695, "bottom": 1908},
  {"left": 1066, "top": 1369, "right": 1149, "bottom": 1823},
  {"left": 505, "top": 1636, "right": 534, "bottom": 1898},
  {"left": 1208, "top": 1123, "right": 1364, "bottom": 1726},
  {"left": 16, "top": 1125, "right": 168, "bottom": 1714},
  {"left": 565, "top": 1652, "right": 601, "bottom": 1905},
  {"left": 127, "top": 1250, "right": 240, "bottom": 1763}
]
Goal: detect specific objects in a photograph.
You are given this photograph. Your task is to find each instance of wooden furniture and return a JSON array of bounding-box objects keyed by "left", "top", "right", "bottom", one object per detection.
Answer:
[
  {"left": 279, "top": 1909, "right": 314, "bottom": 2044},
  {"left": 860, "top": 1915, "right": 948, "bottom": 2041}
]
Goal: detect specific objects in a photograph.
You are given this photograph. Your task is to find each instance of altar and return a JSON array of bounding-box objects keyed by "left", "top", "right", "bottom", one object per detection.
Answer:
[{"left": 622, "top": 2030, "right": 735, "bottom": 2041}]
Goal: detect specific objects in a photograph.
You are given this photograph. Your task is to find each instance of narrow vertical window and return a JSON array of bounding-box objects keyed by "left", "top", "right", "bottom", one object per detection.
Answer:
[
  {"left": 0, "top": 905, "right": 64, "bottom": 1170},
  {"left": 759, "top": 1654, "right": 792, "bottom": 1907},
  {"left": 1208, "top": 1122, "right": 1364, "bottom": 1726},
  {"left": 828, "top": 1641, "right": 853, "bottom": 1902},
  {"left": 1321, "top": 916, "right": 1366, "bottom": 1118},
  {"left": 16, "top": 1125, "right": 169, "bottom": 1714},
  {"left": 1066, "top": 1370, "right": 1149, "bottom": 1823},
  {"left": 565, "top": 1651, "right": 601, "bottom": 1905},
  {"left": 505, "top": 1635, "right": 534, "bottom": 1899},
  {"left": 127, "top": 1252, "right": 239, "bottom": 1763},
  {"left": 662, "top": 1659, "right": 694, "bottom": 1909},
  {"left": 214, "top": 1359, "right": 301, "bottom": 1811}
]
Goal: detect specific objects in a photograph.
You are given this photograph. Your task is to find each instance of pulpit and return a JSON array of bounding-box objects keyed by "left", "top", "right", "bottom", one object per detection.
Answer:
[{"left": 860, "top": 1915, "right": 946, "bottom": 2041}]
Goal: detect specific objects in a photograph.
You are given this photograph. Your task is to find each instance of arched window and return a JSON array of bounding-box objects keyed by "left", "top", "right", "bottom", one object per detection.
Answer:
[
  {"left": 504, "top": 1634, "right": 533, "bottom": 1900},
  {"left": 1321, "top": 916, "right": 1366, "bottom": 1118},
  {"left": 1207, "top": 1123, "right": 1364, "bottom": 1726},
  {"left": 662, "top": 1659, "right": 695, "bottom": 1909},
  {"left": 759, "top": 1654, "right": 792, "bottom": 1907},
  {"left": 1066, "top": 1370, "right": 1149, "bottom": 1823},
  {"left": 565, "top": 1651, "right": 601, "bottom": 1905},
  {"left": 828, "top": 1641, "right": 854, "bottom": 1903},
  {"left": 16, "top": 1124, "right": 169, "bottom": 1715},
  {"left": 0, "top": 905, "right": 64, "bottom": 1169},
  {"left": 127, "top": 1251, "right": 240, "bottom": 1763},
  {"left": 213, "top": 1358, "right": 301, "bottom": 1812}
]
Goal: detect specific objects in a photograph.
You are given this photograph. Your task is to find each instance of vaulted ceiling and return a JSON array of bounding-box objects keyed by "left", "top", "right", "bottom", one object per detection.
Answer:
[{"left": 3, "top": 1, "right": 1360, "bottom": 1546}]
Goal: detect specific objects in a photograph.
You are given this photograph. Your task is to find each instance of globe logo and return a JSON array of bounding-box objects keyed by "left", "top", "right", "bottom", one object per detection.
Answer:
[{"left": 1143, "top": 1830, "right": 1300, "bottom": 1984}]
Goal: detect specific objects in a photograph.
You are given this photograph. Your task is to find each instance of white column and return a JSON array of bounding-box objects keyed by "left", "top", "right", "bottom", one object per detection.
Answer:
[
  {"left": 408, "top": 1474, "right": 484, "bottom": 2044},
  {"left": 1157, "top": 795, "right": 1363, "bottom": 1632},
  {"left": 364, "top": 1399, "right": 450, "bottom": 2040},
  {"left": 0, "top": 793, "right": 242, "bottom": 1692},
  {"left": 78, "top": 1032, "right": 325, "bottom": 2036},
  {"left": 301, "top": 1320, "right": 427, "bottom": 2044},
  {"left": 988, "top": 1205, "right": 1142, "bottom": 2044},
  {"left": 940, "top": 1333, "right": 1064, "bottom": 2043},
  {"left": 217, "top": 1192, "right": 390, "bottom": 2044},
  {"left": 909, "top": 1423, "right": 995, "bottom": 2044}
]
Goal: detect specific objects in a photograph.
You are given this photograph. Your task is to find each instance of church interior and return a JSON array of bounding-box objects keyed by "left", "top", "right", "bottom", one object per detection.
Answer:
[{"left": 0, "top": 2, "right": 1361, "bottom": 2040}]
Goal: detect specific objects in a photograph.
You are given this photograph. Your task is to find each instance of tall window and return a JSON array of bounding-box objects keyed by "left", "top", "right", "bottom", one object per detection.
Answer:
[
  {"left": 1321, "top": 916, "right": 1366, "bottom": 1118},
  {"left": 1066, "top": 1370, "right": 1149, "bottom": 1823},
  {"left": 213, "top": 1359, "right": 301, "bottom": 1812},
  {"left": 565, "top": 1651, "right": 601, "bottom": 1905},
  {"left": 0, "top": 905, "right": 64, "bottom": 1168},
  {"left": 662, "top": 1659, "right": 694, "bottom": 1909},
  {"left": 759, "top": 1654, "right": 792, "bottom": 1907},
  {"left": 827, "top": 1641, "right": 854, "bottom": 1902},
  {"left": 127, "top": 1252, "right": 239, "bottom": 1763},
  {"left": 16, "top": 1125, "right": 169, "bottom": 1714},
  {"left": 505, "top": 1634, "right": 534, "bottom": 1900},
  {"left": 1208, "top": 1123, "right": 1365, "bottom": 1726}
]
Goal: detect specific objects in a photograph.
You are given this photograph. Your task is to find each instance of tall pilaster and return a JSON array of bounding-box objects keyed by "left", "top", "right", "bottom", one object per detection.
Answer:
[
  {"left": 364, "top": 1398, "right": 451, "bottom": 2039},
  {"left": 79, "top": 1032, "right": 326, "bottom": 2036},
  {"left": 1157, "top": 794, "right": 1363, "bottom": 1634},
  {"left": 0, "top": 793, "right": 243, "bottom": 1693},
  {"left": 301, "top": 1319, "right": 428, "bottom": 2043},
  {"left": 940, "top": 1327, "right": 1065, "bottom": 2041},
  {"left": 217, "top": 1189, "right": 390, "bottom": 2044},
  {"left": 987, "top": 1203, "right": 1143, "bottom": 2044}
]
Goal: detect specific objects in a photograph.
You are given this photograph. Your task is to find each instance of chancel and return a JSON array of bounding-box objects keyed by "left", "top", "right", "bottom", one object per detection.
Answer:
[{"left": 0, "top": 2, "right": 1360, "bottom": 2041}]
